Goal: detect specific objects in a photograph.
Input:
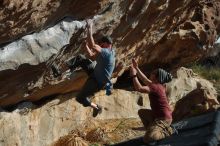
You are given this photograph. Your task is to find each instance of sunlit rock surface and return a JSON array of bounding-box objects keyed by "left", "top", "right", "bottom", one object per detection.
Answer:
[
  {"left": 0, "top": 89, "right": 149, "bottom": 146},
  {"left": 0, "top": 18, "right": 86, "bottom": 71},
  {"left": 0, "top": 0, "right": 220, "bottom": 106},
  {"left": 166, "top": 67, "right": 219, "bottom": 121}
]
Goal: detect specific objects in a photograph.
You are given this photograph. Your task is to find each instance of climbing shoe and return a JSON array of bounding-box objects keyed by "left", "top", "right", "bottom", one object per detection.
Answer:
[{"left": 93, "top": 105, "right": 102, "bottom": 117}]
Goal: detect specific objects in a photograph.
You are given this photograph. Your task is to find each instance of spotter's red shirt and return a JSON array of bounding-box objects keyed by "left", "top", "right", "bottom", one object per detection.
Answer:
[{"left": 149, "top": 83, "right": 172, "bottom": 120}]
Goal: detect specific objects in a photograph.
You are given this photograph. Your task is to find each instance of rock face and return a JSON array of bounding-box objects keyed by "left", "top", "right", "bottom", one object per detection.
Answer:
[
  {"left": 0, "top": 18, "right": 86, "bottom": 71},
  {"left": 0, "top": 90, "right": 149, "bottom": 146},
  {"left": 0, "top": 0, "right": 220, "bottom": 106}
]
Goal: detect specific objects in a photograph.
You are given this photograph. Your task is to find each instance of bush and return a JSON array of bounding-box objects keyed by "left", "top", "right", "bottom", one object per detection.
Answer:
[{"left": 191, "top": 65, "right": 220, "bottom": 81}]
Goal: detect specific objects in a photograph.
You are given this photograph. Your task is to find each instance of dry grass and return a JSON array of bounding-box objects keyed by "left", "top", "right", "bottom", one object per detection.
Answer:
[
  {"left": 190, "top": 64, "right": 220, "bottom": 102},
  {"left": 51, "top": 119, "right": 144, "bottom": 146},
  {"left": 191, "top": 65, "right": 220, "bottom": 81}
]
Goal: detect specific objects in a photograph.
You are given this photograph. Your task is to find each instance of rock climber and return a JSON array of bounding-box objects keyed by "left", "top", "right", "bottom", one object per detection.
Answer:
[{"left": 52, "top": 19, "right": 115, "bottom": 117}]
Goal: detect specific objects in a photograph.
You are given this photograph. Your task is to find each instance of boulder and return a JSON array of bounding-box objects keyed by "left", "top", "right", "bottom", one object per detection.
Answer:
[
  {"left": 166, "top": 67, "right": 219, "bottom": 121},
  {"left": 0, "top": 89, "right": 149, "bottom": 146}
]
